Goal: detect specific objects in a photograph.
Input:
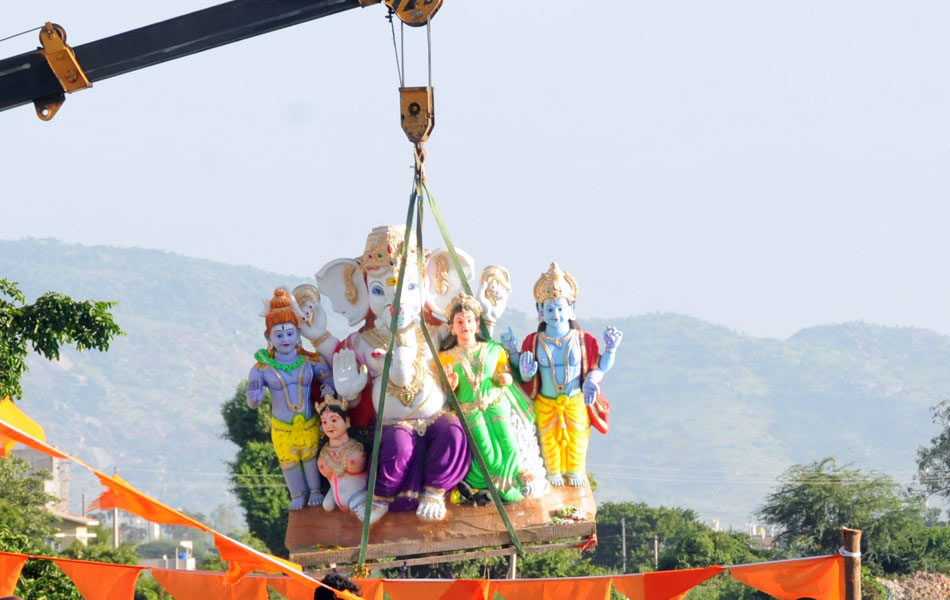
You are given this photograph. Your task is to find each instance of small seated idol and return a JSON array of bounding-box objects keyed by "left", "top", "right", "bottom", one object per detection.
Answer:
[
  {"left": 247, "top": 289, "right": 333, "bottom": 510},
  {"left": 476, "top": 265, "right": 511, "bottom": 338},
  {"left": 504, "top": 263, "right": 623, "bottom": 487},
  {"left": 438, "top": 293, "right": 538, "bottom": 503},
  {"left": 316, "top": 396, "right": 368, "bottom": 514}
]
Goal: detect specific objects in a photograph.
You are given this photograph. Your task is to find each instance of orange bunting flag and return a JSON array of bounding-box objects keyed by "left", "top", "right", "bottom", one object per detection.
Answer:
[
  {"left": 0, "top": 551, "right": 29, "bottom": 596},
  {"left": 728, "top": 555, "right": 844, "bottom": 600},
  {"left": 490, "top": 579, "right": 548, "bottom": 600},
  {"left": 436, "top": 579, "right": 490, "bottom": 600},
  {"left": 152, "top": 568, "right": 267, "bottom": 600},
  {"left": 267, "top": 574, "right": 318, "bottom": 600},
  {"left": 612, "top": 565, "right": 724, "bottom": 600},
  {"left": 52, "top": 556, "right": 144, "bottom": 600},
  {"left": 87, "top": 470, "right": 208, "bottom": 530},
  {"left": 357, "top": 578, "right": 385, "bottom": 600},
  {"left": 0, "top": 398, "right": 71, "bottom": 460},
  {"left": 492, "top": 577, "right": 613, "bottom": 600},
  {"left": 381, "top": 579, "right": 454, "bottom": 600}
]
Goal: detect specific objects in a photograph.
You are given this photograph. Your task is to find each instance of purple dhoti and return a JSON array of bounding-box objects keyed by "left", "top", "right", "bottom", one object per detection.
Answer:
[{"left": 374, "top": 411, "right": 471, "bottom": 511}]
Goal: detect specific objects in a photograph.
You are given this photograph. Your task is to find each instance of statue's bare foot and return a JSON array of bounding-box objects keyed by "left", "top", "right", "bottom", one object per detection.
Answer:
[
  {"left": 290, "top": 494, "right": 307, "bottom": 511},
  {"left": 356, "top": 501, "right": 388, "bottom": 526},
  {"left": 417, "top": 492, "right": 447, "bottom": 521},
  {"left": 322, "top": 492, "right": 337, "bottom": 511},
  {"left": 522, "top": 479, "right": 548, "bottom": 498},
  {"left": 567, "top": 475, "right": 585, "bottom": 487},
  {"left": 308, "top": 490, "right": 325, "bottom": 507},
  {"left": 547, "top": 474, "right": 565, "bottom": 487}
]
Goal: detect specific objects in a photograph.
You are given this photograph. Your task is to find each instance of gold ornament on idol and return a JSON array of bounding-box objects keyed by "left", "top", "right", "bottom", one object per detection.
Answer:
[
  {"left": 446, "top": 292, "right": 483, "bottom": 321},
  {"left": 533, "top": 262, "right": 579, "bottom": 305},
  {"left": 357, "top": 224, "right": 419, "bottom": 273}
]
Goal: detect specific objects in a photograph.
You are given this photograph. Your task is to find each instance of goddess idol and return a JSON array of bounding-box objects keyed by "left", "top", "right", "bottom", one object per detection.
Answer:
[
  {"left": 247, "top": 289, "right": 333, "bottom": 510},
  {"left": 504, "top": 263, "right": 623, "bottom": 487}
]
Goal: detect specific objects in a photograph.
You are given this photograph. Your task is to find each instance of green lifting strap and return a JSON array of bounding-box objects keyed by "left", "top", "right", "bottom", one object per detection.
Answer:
[
  {"left": 357, "top": 172, "right": 526, "bottom": 570},
  {"left": 412, "top": 195, "right": 525, "bottom": 558},
  {"left": 357, "top": 177, "right": 419, "bottom": 568}
]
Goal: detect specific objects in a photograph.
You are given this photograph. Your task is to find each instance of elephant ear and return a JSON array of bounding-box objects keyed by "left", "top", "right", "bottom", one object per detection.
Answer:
[
  {"left": 424, "top": 247, "right": 475, "bottom": 321},
  {"left": 315, "top": 258, "right": 368, "bottom": 327}
]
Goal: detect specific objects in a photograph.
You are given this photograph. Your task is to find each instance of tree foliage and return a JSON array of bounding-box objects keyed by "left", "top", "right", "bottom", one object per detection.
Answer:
[
  {"left": 0, "top": 278, "right": 121, "bottom": 399},
  {"left": 758, "top": 457, "right": 938, "bottom": 575},
  {"left": 222, "top": 381, "right": 288, "bottom": 556},
  {"left": 917, "top": 400, "right": 950, "bottom": 501},
  {"left": 0, "top": 454, "right": 58, "bottom": 541}
]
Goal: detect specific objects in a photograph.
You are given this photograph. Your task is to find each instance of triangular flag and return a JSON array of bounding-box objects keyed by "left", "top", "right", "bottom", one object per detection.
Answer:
[
  {"left": 359, "top": 579, "right": 385, "bottom": 600},
  {"left": 381, "top": 579, "right": 454, "bottom": 600},
  {"left": 0, "top": 396, "right": 49, "bottom": 458},
  {"left": 610, "top": 575, "right": 645, "bottom": 600},
  {"left": 268, "top": 574, "right": 317, "bottom": 600},
  {"left": 643, "top": 565, "right": 723, "bottom": 600},
  {"left": 87, "top": 471, "right": 207, "bottom": 530},
  {"left": 728, "top": 555, "right": 844, "bottom": 600},
  {"left": 152, "top": 568, "right": 266, "bottom": 600},
  {"left": 0, "top": 550, "right": 29, "bottom": 596},
  {"left": 542, "top": 577, "right": 613, "bottom": 600},
  {"left": 437, "top": 579, "right": 490, "bottom": 600},
  {"left": 490, "top": 578, "right": 546, "bottom": 600},
  {"left": 52, "top": 556, "right": 143, "bottom": 600}
]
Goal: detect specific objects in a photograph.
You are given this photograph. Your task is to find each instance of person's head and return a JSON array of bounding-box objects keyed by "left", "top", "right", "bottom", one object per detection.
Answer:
[
  {"left": 441, "top": 293, "right": 486, "bottom": 351},
  {"left": 264, "top": 288, "right": 301, "bottom": 352},
  {"left": 313, "top": 573, "right": 362, "bottom": 600},
  {"left": 480, "top": 265, "right": 511, "bottom": 305},
  {"left": 532, "top": 262, "right": 578, "bottom": 332},
  {"left": 319, "top": 401, "right": 351, "bottom": 442}
]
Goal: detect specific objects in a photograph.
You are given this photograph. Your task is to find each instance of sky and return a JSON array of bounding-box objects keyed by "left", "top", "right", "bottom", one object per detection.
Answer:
[{"left": 2, "top": 1, "right": 950, "bottom": 339}]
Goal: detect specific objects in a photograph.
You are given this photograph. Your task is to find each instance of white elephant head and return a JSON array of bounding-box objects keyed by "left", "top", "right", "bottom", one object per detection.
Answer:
[{"left": 316, "top": 225, "right": 476, "bottom": 330}]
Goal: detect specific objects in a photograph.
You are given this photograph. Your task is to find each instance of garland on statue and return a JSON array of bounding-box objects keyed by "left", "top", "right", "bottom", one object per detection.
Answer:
[{"left": 254, "top": 349, "right": 305, "bottom": 372}]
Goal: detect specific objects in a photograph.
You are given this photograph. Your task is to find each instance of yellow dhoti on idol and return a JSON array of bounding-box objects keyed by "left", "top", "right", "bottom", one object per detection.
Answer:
[
  {"left": 270, "top": 414, "right": 320, "bottom": 470},
  {"left": 535, "top": 391, "right": 590, "bottom": 478}
]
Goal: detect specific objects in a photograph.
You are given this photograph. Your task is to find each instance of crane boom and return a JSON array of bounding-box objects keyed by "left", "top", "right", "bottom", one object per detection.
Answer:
[{"left": 0, "top": 0, "right": 366, "bottom": 116}]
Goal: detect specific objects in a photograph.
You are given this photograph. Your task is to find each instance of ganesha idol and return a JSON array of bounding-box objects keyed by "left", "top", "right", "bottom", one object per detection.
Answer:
[{"left": 314, "top": 225, "right": 478, "bottom": 525}]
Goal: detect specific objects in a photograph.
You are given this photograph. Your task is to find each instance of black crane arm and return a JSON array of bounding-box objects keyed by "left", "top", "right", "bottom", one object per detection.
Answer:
[{"left": 0, "top": 0, "right": 367, "bottom": 117}]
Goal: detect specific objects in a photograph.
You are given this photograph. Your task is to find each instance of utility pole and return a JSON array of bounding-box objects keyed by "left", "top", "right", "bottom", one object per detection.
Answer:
[
  {"left": 113, "top": 468, "right": 119, "bottom": 548},
  {"left": 653, "top": 534, "right": 659, "bottom": 570},
  {"left": 620, "top": 518, "right": 627, "bottom": 574},
  {"left": 507, "top": 552, "right": 518, "bottom": 579},
  {"left": 841, "top": 527, "right": 862, "bottom": 600}
]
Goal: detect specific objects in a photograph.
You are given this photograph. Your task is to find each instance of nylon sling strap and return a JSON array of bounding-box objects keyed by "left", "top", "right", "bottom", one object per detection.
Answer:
[
  {"left": 357, "top": 176, "right": 419, "bottom": 568},
  {"left": 412, "top": 194, "right": 525, "bottom": 557}
]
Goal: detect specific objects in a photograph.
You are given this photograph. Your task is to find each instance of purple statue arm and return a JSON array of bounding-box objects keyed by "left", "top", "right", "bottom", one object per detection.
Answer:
[
  {"left": 519, "top": 350, "right": 538, "bottom": 380},
  {"left": 247, "top": 367, "right": 264, "bottom": 408},
  {"left": 501, "top": 327, "right": 520, "bottom": 356},
  {"left": 599, "top": 326, "right": 622, "bottom": 373},
  {"left": 582, "top": 369, "right": 604, "bottom": 406}
]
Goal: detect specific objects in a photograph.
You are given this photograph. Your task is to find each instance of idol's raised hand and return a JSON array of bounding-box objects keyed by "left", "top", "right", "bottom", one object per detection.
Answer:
[
  {"left": 501, "top": 327, "right": 520, "bottom": 355},
  {"left": 333, "top": 349, "right": 368, "bottom": 401},
  {"left": 604, "top": 326, "right": 623, "bottom": 351},
  {"left": 520, "top": 350, "right": 538, "bottom": 380}
]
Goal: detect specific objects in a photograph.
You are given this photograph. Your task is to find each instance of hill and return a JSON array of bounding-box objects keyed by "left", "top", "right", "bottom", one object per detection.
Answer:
[{"left": 2, "top": 238, "right": 947, "bottom": 529}]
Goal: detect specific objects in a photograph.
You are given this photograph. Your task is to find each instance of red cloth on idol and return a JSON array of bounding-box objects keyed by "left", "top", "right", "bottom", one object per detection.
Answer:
[{"left": 519, "top": 328, "right": 610, "bottom": 434}]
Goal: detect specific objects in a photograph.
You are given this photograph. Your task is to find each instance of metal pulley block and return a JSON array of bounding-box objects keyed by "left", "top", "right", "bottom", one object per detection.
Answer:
[
  {"left": 34, "top": 22, "right": 91, "bottom": 120},
  {"left": 399, "top": 86, "right": 434, "bottom": 144}
]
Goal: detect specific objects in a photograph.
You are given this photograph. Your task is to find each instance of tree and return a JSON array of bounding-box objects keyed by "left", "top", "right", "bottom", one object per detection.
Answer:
[
  {"left": 758, "top": 457, "right": 931, "bottom": 574},
  {"left": 0, "top": 278, "right": 121, "bottom": 400},
  {"left": 221, "top": 381, "right": 289, "bottom": 555},
  {"left": 0, "top": 454, "right": 58, "bottom": 541},
  {"left": 917, "top": 400, "right": 950, "bottom": 501}
]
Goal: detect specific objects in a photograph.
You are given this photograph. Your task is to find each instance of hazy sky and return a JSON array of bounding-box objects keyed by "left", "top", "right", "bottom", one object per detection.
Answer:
[{"left": 2, "top": 1, "right": 949, "bottom": 338}]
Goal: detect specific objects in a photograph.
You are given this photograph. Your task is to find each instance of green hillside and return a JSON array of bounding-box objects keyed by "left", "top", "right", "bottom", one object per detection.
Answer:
[{"left": 2, "top": 238, "right": 946, "bottom": 529}]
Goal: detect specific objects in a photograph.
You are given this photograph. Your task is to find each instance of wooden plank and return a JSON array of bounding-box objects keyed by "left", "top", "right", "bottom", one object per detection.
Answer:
[
  {"left": 291, "top": 521, "right": 596, "bottom": 567},
  {"left": 303, "top": 540, "right": 586, "bottom": 577},
  {"left": 287, "top": 480, "right": 597, "bottom": 564}
]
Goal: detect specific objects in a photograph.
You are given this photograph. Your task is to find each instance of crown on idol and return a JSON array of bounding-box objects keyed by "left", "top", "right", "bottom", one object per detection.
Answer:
[
  {"left": 356, "top": 224, "right": 419, "bottom": 273},
  {"left": 533, "top": 262, "right": 579, "bottom": 304},
  {"left": 317, "top": 394, "right": 349, "bottom": 413},
  {"left": 445, "top": 292, "right": 483, "bottom": 321}
]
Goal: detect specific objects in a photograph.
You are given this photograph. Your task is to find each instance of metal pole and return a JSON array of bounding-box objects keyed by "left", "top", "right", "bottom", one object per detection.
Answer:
[
  {"left": 841, "top": 527, "right": 862, "bottom": 600},
  {"left": 113, "top": 469, "right": 119, "bottom": 548},
  {"left": 621, "top": 517, "right": 627, "bottom": 574},
  {"left": 507, "top": 552, "right": 518, "bottom": 579},
  {"left": 653, "top": 534, "right": 659, "bottom": 570}
]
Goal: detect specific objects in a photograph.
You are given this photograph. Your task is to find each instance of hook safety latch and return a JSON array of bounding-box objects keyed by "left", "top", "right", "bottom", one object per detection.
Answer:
[{"left": 34, "top": 22, "right": 91, "bottom": 121}]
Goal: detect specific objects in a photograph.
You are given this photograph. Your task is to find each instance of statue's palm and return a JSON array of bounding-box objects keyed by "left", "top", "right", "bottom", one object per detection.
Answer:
[{"left": 333, "top": 349, "right": 368, "bottom": 400}]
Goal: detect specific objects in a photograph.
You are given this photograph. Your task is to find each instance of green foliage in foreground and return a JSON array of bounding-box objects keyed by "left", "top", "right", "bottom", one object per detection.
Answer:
[
  {"left": 222, "top": 381, "right": 290, "bottom": 556},
  {"left": 0, "top": 278, "right": 121, "bottom": 400}
]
